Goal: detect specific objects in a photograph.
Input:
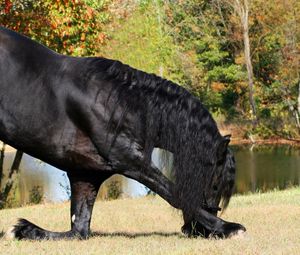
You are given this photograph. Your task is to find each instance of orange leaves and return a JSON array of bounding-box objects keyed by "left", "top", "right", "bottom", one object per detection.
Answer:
[
  {"left": 86, "top": 6, "right": 94, "bottom": 19},
  {"left": 211, "top": 82, "right": 225, "bottom": 92},
  {"left": 98, "top": 33, "right": 107, "bottom": 44},
  {"left": 235, "top": 55, "right": 245, "bottom": 65},
  {"left": 80, "top": 33, "right": 86, "bottom": 41},
  {"left": 63, "top": 41, "right": 67, "bottom": 49},
  {"left": 51, "top": 21, "right": 58, "bottom": 29},
  {"left": 1, "top": 0, "right": 110, "bottom": 56},
  {"left": 4, "top": 0, "right": 12, "bottom": 14}
]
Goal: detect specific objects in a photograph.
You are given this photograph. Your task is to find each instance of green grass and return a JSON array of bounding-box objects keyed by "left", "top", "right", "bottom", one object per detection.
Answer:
[{"left": 0, "top": 188, "right": 299, "bottom": 255}]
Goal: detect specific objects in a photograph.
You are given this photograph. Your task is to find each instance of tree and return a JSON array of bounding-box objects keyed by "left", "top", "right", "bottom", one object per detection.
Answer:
[
  {"left": 164, "top": 0, "right": 245, "bottom": 117},
  {"left": 0, "top": 150, "right": 23, "bottom": 209},
  {"left": 0, "top": 142, "right": 23, "bottom": 209},
  {"left": 249, "top": 0, "right": 300, "bottom": 136},
  {"left": 224, "top": 0, "right": 258, "bottom": 125},
  {"left": 0, "top": 0, "right": 110, "bottom": 56},
  {"left": 0, "top": 142, "right": 5, "bottom": 189}
]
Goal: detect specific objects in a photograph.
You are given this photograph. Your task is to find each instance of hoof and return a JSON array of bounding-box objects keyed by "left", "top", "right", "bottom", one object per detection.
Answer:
[
  {"left": 5, "top": 226, "right": 16, "bottom": 240},
  {"left": 221, "top": 222, "right": 246, "bottom": 239},
  {"left": 228, "top": 229, "right": 247, "bottom": 239},
  {"left": 182, "top": 221, "right": 246, "bottom": 239}
]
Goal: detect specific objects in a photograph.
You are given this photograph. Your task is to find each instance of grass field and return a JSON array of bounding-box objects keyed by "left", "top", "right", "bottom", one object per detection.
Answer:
[{"left": 0, "top": 188, "right": 299, "bottom": 255}]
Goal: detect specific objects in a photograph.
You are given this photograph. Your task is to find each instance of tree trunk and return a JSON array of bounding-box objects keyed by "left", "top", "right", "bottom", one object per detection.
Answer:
[
  {"left": 226, "top": 0, "right": 258, "bottom": 126},
  {"left": 155, "top": 0, "right": 164, "bottom": 77},
  {"left": 0, "top": 142, "right": 5, "bottom": 188},
  {"left": 296, "top": 81, "right": 300, "bottom": 131},
  {"left": 0, "top": 149, "right": 23, "bottom": 209},
  {"left": 283, "top": 87, "right": 300, "bottom": 132},
  {"left": 239, "top": 0, "right": 258, "bottom": 126},
  {"left": 242, "top": 18, "right": 258, "bottom": 125},
  {"left": 8, "top": 149, "right": 23, "bottom": 178}
]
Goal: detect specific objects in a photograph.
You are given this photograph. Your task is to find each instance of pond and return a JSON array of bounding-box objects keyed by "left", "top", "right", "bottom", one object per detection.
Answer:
[
  {"left": 1, "top": 145, "right": 299, "bottom": 204},
  {"left": 232, "top": 144, "right": 300, "bottom": 193}
]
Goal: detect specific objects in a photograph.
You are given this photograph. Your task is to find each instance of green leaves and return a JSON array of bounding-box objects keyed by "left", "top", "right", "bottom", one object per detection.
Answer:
[
  {"left": 98, "top": 1, "right": 183, "bottom": 83},
  {"left": 206, "top": 65, "right": 245, "bottom": 83},
  {"left": 1, "top": 0, "right": 299, "bottom": 138}
]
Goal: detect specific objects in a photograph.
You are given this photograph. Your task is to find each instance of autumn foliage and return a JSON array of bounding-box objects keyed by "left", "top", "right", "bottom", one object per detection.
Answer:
[
  {"left": 0, "top": 0, "right": 110, "bottom": 56},
  {"left": 1, "top": 0, "right": 300, "bottom": 138}
]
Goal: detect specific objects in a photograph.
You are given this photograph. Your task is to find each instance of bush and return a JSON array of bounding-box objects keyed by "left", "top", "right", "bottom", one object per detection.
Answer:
[
  {"left": 107, "top": 180, "right": 122, "bottom": 200},
  {"left": 29, "top": 185, "right": 43, "bottom": 204},
  {"left": 0, "top": 0, "right": 111, "bottom": 56}
]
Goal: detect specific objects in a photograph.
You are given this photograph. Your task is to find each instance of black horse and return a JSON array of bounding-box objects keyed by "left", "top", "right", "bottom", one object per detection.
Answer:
[{"left": 0, "top": 27, "right": 245, "bottom": 240}]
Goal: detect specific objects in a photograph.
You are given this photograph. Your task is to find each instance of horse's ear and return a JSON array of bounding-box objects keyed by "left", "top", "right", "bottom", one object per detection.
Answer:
[{"left": 217, "top": 135, "right": 231, "bottom": 160}]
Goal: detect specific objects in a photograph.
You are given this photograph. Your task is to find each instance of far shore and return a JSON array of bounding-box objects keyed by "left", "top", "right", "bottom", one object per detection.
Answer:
[
  {"left": 230, "top": 137, "right": 300, "bottom": 146},
  {"left": 2, "top": 137, "right": 300, "bottom": 156},
  {"left": 219, "top": 124, "right": 300, "bottom": 147}
]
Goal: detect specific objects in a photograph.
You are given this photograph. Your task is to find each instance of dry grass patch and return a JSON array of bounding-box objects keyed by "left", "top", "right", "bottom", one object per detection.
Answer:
[{"left": 0, "top": 188, "right": 299, "bottom": 255}]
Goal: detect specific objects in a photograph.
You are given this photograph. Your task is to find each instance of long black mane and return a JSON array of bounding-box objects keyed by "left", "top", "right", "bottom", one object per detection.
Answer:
[{"left": 88, "top": 58, "right": 233, "bottom": 214}]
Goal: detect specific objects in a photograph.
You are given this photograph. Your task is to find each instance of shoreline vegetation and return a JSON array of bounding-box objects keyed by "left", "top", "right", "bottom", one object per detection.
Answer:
[
  {"left": 0, "top": 188, "right": 299, "bottom": 254},
  {"left": 3, "top": 128, "right": 300, "bottom": 154},
  {"left": 219, "top": 123, "right": 300, "bottom": 146}
]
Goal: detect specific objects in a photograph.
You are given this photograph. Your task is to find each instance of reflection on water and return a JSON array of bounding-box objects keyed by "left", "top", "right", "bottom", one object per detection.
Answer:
[
  {"left": 1, "top": 145, "right": 299, "bottom": 204},
  {"left": 232, "top": 145, "right": 300, "bottom": 193}
]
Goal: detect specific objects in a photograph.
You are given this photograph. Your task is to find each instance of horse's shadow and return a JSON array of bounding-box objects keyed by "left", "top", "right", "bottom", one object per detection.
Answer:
[
  {"left": 91, "top": 231, "right": 182, "bottom": 239},
  {"left": 0, "top": 229, "right": 182, "bottom": 240}
]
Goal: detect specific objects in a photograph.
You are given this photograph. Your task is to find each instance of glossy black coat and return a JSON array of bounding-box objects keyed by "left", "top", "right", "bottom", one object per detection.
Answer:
[{"left": 0, "top": 27, "right": 245, "bottom": 240}]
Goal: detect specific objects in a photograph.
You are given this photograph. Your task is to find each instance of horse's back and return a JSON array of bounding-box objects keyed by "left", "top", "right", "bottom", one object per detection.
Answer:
[{"left": 0, "top": 26, "right": 59, "bottom": 63}]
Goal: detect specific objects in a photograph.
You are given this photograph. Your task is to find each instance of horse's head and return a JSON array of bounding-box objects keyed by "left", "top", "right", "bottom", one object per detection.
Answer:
[
  {"left": 181, "top": 135, "right": 237, "bottom": 237},
  {"left": 203, "top": 135, "right": 235, "bottom": 216}
]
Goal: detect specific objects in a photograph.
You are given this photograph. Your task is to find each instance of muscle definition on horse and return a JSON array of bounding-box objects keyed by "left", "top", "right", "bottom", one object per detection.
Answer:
[{"left": 0, "top": 27, "right": 245, "bottom": 240}]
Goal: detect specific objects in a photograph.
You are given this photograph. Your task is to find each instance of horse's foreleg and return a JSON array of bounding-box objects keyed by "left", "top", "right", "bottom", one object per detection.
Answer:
[
  {"left": 121, "top": 164, "right": 245, "bottom": 239},
  {"left": 122, "top": 164, "right": 179, "bottom": 209},
  {"left": 10, "top": 173, "right": 109, "bottom": 240}
]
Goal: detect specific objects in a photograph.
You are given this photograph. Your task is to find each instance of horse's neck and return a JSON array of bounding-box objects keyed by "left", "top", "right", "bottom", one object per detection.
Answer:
[
  {"left": 153, "top": 110, "right": 219, "bottom": 155},
  {"left": 153, "top": 118, "right": 184, "bottom": 154}
]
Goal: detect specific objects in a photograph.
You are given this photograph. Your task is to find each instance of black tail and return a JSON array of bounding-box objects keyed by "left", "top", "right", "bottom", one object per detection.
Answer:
[
  {"left": 10, "top": 218, "right": 77, "bottom": 240},
  {"left": 12, "top": 218, "right": 48, "bottom": 240}
]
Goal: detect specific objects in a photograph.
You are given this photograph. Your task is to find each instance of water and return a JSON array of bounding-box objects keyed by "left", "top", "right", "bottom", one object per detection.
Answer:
[
  {"left": 1, "top": 145, "right": 299, "bottom": 204},
  {"left": 232, "top": 145, "right": 300, "bottom": 193}
]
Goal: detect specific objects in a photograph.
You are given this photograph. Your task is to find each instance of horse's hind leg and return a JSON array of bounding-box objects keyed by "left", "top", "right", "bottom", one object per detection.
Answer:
[{"left": 10, "top": 172, "right": 110, "bottom": 240}]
